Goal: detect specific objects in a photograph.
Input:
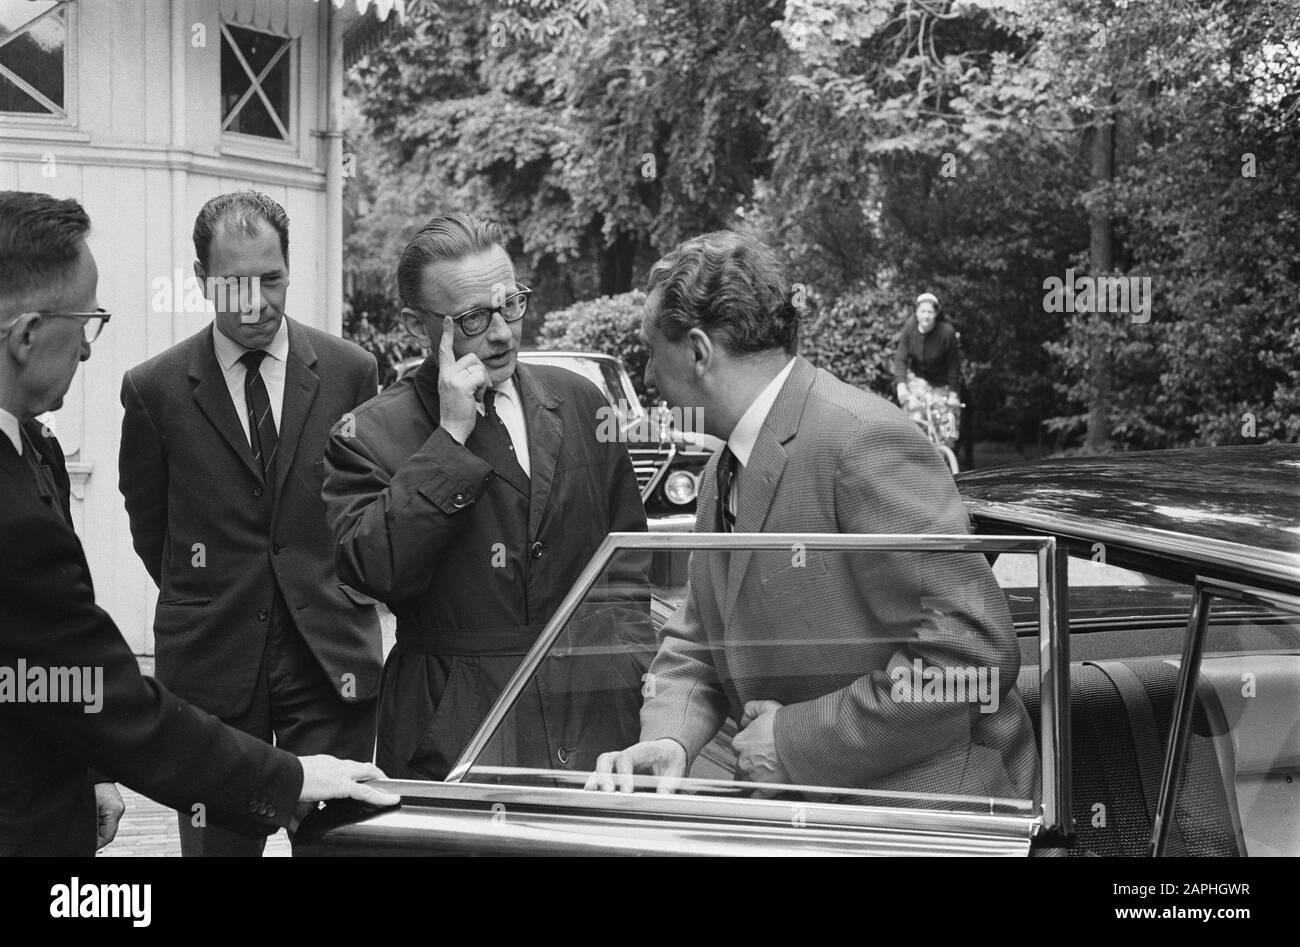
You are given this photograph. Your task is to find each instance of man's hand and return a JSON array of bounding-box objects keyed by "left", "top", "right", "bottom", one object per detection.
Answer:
[
  {"left": 298, "top": 756, "right": 401, "bottom": 807},
  {"left": 437, "top": 315, "right": 489, "bottom": 444},
  {"left": 94, "top": 782, "right": 125, "bottom": 851},
  {"left": 584, "top": 739, "right": 687, "bottom": 794},
  {"left": 734, "top": 700, "right": 791, "bottom": 791}
]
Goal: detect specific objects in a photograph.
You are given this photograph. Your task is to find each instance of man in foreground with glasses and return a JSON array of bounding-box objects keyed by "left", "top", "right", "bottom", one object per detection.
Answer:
[
  {"left": 323, "top": 212, "right": 649, "bottom": 780},
  {"left": 117, "top": 191, "right": 385, "bottom": 855},
  {"left": 0, "top": 191, "right": 397, "bottom": 856}
]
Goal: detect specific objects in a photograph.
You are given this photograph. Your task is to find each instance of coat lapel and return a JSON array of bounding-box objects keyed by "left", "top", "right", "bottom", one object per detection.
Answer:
[
  {"left": 515, "top": 364, "right": 564, "bottom": 541},
  {"left": 189, "top": 326, "right": 264, "bottom": 485},
  {"left": 720, "top": 357, "right": 817, "bottom": 626},
  {"left": 273, "top": 319, "right": 319, "bottom": 498}
]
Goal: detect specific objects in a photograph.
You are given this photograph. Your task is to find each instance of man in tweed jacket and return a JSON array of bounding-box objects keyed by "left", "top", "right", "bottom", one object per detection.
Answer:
[{"left": 589, "top": 232, "right": 1038, "bottom": 804}]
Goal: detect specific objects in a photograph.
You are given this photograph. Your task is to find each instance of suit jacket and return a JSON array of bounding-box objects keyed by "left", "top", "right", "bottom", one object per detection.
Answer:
[
  {"left": 639, "top": 356, "right": 1038, "bottom": 802},
  {"left": 0, "top": 428, "right": 301, "bottom": 856},
  {"left": 119, "top": 319, "right": 382, "bottom": 718},
  {"left": 322, "top": 357, "right": 649, "bottom": 777}
]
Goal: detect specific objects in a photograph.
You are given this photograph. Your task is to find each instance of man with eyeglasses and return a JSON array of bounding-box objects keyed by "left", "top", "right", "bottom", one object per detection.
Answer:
[
  {"left": 0, "top": 191, "right": 397, "bottom": 857},
  {"left": 323, "top": 212, "right": 649, "bottom": 780},
  {"left": 117, "top": 191, "right": 385, "bottom": 856}
]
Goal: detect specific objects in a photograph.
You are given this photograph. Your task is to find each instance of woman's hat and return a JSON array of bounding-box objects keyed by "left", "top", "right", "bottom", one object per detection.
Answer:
[{"left": 916, "top": 292, "right": 940, "bottom": 308}]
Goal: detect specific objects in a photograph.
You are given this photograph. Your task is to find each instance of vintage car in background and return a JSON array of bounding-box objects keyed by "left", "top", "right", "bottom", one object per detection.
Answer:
[
  {"left": 384, "top": 351, "right": 721, "bottom": 532},
  {"left": 298, "top": 445, "right": 1300, "bottom": 856}
]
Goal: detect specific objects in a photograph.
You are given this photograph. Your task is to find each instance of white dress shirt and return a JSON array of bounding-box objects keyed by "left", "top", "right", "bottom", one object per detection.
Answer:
[
  {"left": 213, "top": 318, "right": 289, "bottom": 445},
  {"left": 0, "top": 406, "right": 21, "bottom": 455},
  {"left": 724, "top": 356, "right": 796, "bottom": 517},
  {"left": 476, "top": 376, "right": 530, "bottom": 477}
]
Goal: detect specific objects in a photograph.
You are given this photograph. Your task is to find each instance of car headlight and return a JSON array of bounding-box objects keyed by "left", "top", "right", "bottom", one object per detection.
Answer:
[{"left": 663, "top": 470, "right": 699, "bottom": 505}]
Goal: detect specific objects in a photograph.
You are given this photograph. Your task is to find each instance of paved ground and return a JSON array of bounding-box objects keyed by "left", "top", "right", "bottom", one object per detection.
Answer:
[{"left": 97, "top": 613, "right": 396, "bottom": 857}]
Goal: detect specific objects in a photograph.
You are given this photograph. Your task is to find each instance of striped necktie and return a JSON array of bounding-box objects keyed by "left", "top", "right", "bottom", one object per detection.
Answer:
[
  {"left": 715, "top": 445, "right": 737, "bottom": 533},
  {"left": 239, "top": 349, "right": 279, "bottom": 484}
]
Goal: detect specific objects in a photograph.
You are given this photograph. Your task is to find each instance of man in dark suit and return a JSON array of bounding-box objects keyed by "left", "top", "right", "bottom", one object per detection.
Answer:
[
  {"left": 323, "top": 213, "right": 649, "bottom": 780},
  {"left": 0, "top": 191, "right": 396, "bottom": 857},
  {"left": 119, "top": 191, "right": 384, "bottom": 855},
  {"left": 589, "top": 232, "right": 1038, "bottom": 804}
]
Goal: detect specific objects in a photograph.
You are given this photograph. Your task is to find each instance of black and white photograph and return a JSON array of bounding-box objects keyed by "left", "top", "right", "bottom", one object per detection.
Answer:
[{"left": 0, "top": 0, "right": 1296, "bottom": 914}]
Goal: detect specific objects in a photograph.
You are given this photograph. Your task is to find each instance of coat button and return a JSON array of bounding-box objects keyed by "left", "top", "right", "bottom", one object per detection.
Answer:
[
  {"left": 453, "top": 493, "right": 468, "bottom": 508},
  {"left": 253, "top": 486, "right": 263, "bottom": 497},
  {"left": 257, "top": 608, "right": 268, "bottom": 622},
  {"left": 556, "top": 747, "right": 569, "bottom": 764},
  {"left": 272, "top": 543, "right": 283, "bottom": 554},
  {"left": 530, "top": 541, "right": 543, "bottom": 559}
]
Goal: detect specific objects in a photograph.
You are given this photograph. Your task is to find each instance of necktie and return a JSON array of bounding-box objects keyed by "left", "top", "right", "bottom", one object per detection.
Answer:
[
  {"left": 240, "top": 350, "right": 279, "bottom": 484},
  {"left": 482, "top": 389, "right": 529, "bottom": 487},
  {"left": 715, "top": 445, "right": 737, "bottom": 533},
  {"left": 20, "top": 428, "right": 68, "bottom": 526}
]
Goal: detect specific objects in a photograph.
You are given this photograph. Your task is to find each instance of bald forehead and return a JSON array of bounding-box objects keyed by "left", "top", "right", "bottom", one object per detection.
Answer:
[{"left": 417, "top": 246, "right": 515, "bottom": 313}]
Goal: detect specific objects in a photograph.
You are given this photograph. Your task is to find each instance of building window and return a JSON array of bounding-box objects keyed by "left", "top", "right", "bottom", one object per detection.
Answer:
[
  {"left": 220, "top": 22, "right": 293, "bottom": 141},
  {"left": 0, "top": 0, "right": 67, "bottom": 117}
]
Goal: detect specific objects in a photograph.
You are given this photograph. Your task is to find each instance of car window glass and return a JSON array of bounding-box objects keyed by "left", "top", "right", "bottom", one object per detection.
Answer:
[
  {"left": 1170, "top": 595, "right": 1300, "bottom": 856},
  {"left": 459, "top": 542, "right": 1041, "bottom": 816}
]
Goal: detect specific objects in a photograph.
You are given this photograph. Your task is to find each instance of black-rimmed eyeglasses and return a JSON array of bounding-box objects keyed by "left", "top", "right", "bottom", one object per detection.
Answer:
[
  {"left": 20, "top": 309, "right": 112, "bottom": 343},
  {"left": 414, "top": 285, "right": 532, "bottom": 338}
]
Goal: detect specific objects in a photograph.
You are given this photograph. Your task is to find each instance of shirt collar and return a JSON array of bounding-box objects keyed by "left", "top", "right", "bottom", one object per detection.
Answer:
[
  {"left": 727, "top": 357, "right": 796, "bottom": 467},
  {"left": 475, "top": 375, "right": 521, "bottom": 416},
  {"left": 213, "top": 317, "right": 290, "bottom": 371},
  {"left": 0, "top": 406, "right": 20, "bottom": 454}
]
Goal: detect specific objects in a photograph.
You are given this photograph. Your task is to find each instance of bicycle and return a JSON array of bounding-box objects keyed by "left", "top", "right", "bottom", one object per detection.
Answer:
[{"left": 906, "top": 392, "right": 963, "bottom": 475}]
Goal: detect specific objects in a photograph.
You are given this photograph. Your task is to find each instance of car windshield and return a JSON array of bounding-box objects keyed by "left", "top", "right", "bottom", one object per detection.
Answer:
[
  {"left": 522, "top": 354, "right": 645, "bottom": 425},
  {"left": 449, "top": 534, "right": 1046, "bottom": 817}
]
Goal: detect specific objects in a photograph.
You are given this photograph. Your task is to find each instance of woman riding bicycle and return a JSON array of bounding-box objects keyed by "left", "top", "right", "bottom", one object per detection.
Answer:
[{"left": 892, "top": 292, "right": 963, "bottom": 451}]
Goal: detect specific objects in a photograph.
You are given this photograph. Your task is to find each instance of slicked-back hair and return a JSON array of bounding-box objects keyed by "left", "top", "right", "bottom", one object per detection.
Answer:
[
  {"left": 646, "top": 231, "right": 799, "bottom": 356},
  {"left": 0, "top": 191, "right": 91, "bottom": 316},
  {"left": 397, "top": 212, "right": 507, "bottom": 309},
  {"left": 193, "top": 190, "right": 290, "bottom": 271}
]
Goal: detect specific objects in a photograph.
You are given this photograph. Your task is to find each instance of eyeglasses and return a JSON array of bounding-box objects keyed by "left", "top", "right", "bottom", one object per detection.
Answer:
[
  {"left": 415, "top": 285, "right": 532, "bottom": 338},
  {"left": 21, "top": 309, "right": 112, "bottom": 343}
]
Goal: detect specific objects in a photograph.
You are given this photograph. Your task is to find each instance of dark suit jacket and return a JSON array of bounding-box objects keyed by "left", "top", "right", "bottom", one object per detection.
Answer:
[
  {"left": 119, "top": 319, "right": 382, "bottom": 718},
  {"left": 322, "top": 358, "right": 649, "bottom": 777},
  {"left": 0, "top": 427, "right": 301, "bottom": 856},
  {"left": 640, "top": 356, "right": 1039, "bottom": 802}
]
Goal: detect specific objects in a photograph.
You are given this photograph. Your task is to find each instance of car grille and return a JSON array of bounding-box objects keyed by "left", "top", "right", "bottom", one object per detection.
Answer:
[{"left": 629, "top": 445, "right": 672, "bottom": 493}]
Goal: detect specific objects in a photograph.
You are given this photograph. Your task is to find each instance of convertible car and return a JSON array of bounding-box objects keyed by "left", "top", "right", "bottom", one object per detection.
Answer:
[{"left": 297, "top": 445, "right": 1300, "bottom": 856}]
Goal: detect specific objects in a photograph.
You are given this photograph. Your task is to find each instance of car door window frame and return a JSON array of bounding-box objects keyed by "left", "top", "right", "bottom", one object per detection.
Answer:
[{"left": 442, "top": 531, "right": 1067, "bottom": 839}]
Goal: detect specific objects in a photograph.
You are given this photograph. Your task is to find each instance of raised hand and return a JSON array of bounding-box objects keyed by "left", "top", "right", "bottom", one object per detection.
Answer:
[{"left": 437, "top": 315, "right": 489, "bottom": 444}]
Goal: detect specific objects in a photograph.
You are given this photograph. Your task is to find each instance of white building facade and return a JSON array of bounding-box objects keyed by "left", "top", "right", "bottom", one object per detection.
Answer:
[{"left": 0, "top": 0, "right": 403, "bottom": 652}]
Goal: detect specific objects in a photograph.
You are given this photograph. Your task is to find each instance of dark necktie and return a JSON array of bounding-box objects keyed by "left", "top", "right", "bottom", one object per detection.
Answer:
[
  {"left": 240, "top": 350, "right": 279, "bottom": 484},
  {"left": 482, "top": 389, "right": 528, "bottom": 486},
  {"left": 19, "top": 428, "right": 68, "bottom": 526},
  {"left": 715, "top": 445, "right": 737, "bottom": 533}
]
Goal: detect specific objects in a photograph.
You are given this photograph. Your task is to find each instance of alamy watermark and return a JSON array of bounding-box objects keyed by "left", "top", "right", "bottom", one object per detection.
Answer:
[
  {"left": 1042, "top": 267, "right": 1151, "bottom": 323},
  {"left": 595, "top": 402, "right": 704, "bottom": 443},
  {"left": 150, "top": 269, "right": 262, "bottom": 321},
  {"left": 890, "top": 659, "right": 1000, "bottom": 714},
  {"left": 1, "top": 661, "right": 103, "bottom": 713}
]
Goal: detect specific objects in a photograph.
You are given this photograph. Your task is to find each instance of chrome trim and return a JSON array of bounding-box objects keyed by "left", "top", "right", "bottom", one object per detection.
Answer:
[
  {"left": 447, "top": 531, "right": 1057, "bottom": 824},
  {"left": 355, "top": 778, "right": 1037, "bottom": 837},
  {"left": 309, "top": 803, "right": 1032, "bottom": 856},
  {"left": 1151, "top": 585, "right": 1211, "bottom": 856},
  {"left": 1037, "top": 539, "right": 1070, "bottom": 834},
  {"left": 646, "top": 513, "right": 696, "bottom": 533},
  {"left": 1151, "top": 576, "right": 1300, "bottom": 856},
  {"left": 634, "top": 442, "right": 677, "bottom": 502},
  {"left": 968, "top": 501, "right": 1300, "bottom": 592}
]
